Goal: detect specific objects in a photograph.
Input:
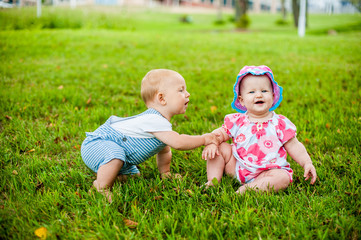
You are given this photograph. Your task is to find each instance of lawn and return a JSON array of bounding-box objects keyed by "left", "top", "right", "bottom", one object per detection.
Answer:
[{"left": 0, "top": 6, "right": 360, "bottom": 239}]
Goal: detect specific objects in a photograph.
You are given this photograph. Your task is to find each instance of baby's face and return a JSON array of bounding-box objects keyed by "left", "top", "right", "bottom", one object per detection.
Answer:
[
  {"left": 160, "top": 74, "right": 190, "bottom": 115},
  {"left": 239, "top": 75, "right": 274, "bottom": 115}
]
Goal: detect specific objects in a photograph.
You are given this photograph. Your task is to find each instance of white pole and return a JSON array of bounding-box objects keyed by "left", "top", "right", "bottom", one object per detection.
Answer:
[
  {"left": 37, "top": 0, "right": 41, "bottom": 18},
  {"left": 70, "top": 0, "right": 76, "bottom": 9},
  {"left": 217, "top": 0, "right": 222, "bottom": 21},
  {"left": 298, "top": 0, "right": 306, "bottom": 37}
]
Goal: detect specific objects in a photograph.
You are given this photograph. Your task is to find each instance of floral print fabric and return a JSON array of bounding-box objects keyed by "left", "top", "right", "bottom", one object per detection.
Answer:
[{"left": 222, "top": 112, "right": 296, "bottom": 183}]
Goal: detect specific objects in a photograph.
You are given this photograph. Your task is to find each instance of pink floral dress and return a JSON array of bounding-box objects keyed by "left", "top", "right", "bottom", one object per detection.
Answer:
[{"left": 222, "top": 112, "right": 297, "bottom": 184}]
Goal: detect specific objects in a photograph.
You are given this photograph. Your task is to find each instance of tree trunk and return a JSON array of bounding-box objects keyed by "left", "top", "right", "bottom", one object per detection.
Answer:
[
  {"left": 235, "top": 0, "right": 248, "bottom": 20},
  {"left": 281, "top": 0, "right": 287, "bottom": 21},
  {"left": 293, "top": 0, "right": 308, "bottom": 28},
  {"left": 292, "top": 0, "right": 299, "bottom": 27},
  {"left": 217, "top": 0, "right": 223, "bottom": 22}
]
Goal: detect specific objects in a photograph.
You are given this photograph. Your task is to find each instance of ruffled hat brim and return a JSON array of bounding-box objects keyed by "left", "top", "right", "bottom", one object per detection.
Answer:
[{"left": 231, "top": 65, "right": 283, "bottom": 113}]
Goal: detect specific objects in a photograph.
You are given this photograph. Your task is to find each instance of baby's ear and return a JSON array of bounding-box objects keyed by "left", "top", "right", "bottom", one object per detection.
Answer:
[
  {"left": 238, "top": 96, "right": 245, "bottom": 106},
  {"left": 157, "top": 92, "right": 167, "bottom": 105}
]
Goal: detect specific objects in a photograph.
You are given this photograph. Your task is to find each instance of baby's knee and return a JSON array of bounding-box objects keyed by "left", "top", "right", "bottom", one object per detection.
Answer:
[
  {"left": 218, "top": 142, "right": 232, "bottom": 154},
  {"left": 274, "top": 171, "right": 291, "bottom": 190}
]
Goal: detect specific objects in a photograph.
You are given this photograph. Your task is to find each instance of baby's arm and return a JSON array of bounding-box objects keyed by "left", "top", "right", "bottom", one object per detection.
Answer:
[
  {"left": 156, "top": 146, "right": 181, "bottom": 179},
  {"left": 284, "top": 137, "right": 317, "bottom": 184},
  {"left": 151, "top": 131, "right": 219, "bottom": 150},
  {"left": 202, "top": 127, "right": 230, "bottom": 160},
  {"left": 156, "top": 146, "right": 172, "bottom": 176}
]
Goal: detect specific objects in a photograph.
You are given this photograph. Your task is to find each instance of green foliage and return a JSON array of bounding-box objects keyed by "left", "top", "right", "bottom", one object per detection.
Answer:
[
  {"left": 275, "top": 18, "right": 290, "bottom": 26},
  {"left": 180, "top": 14, "right": 193, "bottom": 23},
  {"left": 235, "top": 14, "right": 250, "bottom": 29},
  {"left": 0, "top": 7, "right": 361, "bottom": 239}
]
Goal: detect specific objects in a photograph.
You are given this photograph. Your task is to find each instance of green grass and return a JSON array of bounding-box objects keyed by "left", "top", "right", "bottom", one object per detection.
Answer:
[{"left": 1, "top": 6, "right": 361, "bottom": 239}]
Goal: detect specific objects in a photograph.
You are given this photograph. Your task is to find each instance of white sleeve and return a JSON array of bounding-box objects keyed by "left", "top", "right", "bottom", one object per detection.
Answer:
[
  {"left": 138, "top": 114, "right": 172, "bottom": 132},
  {"left": 110, "top": 114, "right": 172, "bottom": 138}
]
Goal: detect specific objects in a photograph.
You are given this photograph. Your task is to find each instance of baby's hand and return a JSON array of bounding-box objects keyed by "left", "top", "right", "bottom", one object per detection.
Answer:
[
  {"left": 304, "top": 162, "right": 317, "bottom": 184},
  {"left": 203, "top": 132, "right": 221, "bottom": 146},
  {"left": 202, "top": 144, "right": 219, "bottom": 160}
]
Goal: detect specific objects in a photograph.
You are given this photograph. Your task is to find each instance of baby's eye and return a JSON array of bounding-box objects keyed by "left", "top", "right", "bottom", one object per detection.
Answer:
[
  {"left": 262, "top": 90, "right": 268, "bottom": 93},
  {"left": 249, "top": 91, "right": 255, "bottom": 94}
]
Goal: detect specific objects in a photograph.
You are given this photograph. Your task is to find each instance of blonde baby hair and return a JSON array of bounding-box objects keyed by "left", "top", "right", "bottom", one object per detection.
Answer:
[{"left": 141, "top": 69, "right": 182, "bottom": 105}]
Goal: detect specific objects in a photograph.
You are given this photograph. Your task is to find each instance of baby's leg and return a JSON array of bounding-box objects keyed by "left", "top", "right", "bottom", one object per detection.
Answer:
[
  {"left": 206, "top": 142, "right": 237, "bottom": 186},
  {"left": 93, "top": 159, "right": 124, "bottom": 203},
  {"left": 236, "top": 169, "right": 291, "bottom": 194},
  {"left": 116, "top": 172, "right": 141, "bottom": 182}
]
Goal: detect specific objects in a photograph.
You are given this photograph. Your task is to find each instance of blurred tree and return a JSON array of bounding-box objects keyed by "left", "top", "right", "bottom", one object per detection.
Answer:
[
  {"left": 281, "top": 0, "right": 287, "bottom": 21},
  {"left": 292, "top": 0, "right": 308, "bottom": 28},
  {"left": 235, "top": 0, "right": 250, "bottom": 29},
  {"left": 349, "top": 0, "right": 361, "bottom": 11}
]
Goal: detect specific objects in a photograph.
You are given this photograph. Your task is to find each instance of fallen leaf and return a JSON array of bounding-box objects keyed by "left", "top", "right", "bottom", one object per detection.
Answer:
[
  {"left": 12, "top": 170, "right": 18, "bottom": 175},
  {"left": 154, "top": 196, "right": 162, "bottom": 200},
  {"left": 34, "top": 227, "right": 48, "bottom": 240},
  {"left": 210, "top": 106, "right": 217, "bottom": 113},
  {"left": 304, "top": 138, "right": 310, "bottom": 144},
  {"left": 5, "top": 115, "right": 12, "bottom": 120},
  {"left": 186, "top": 189, "right": 193, "bottom": 196},
  {"left": 27, "top": 149, "right": 35, "bottom": 153},
  {"left": 325, "top": 123, "right": 331, "bottom": 129},
  {"left": 73, "top": 145, "right": 80, "bottom": 150},
  {"left": 75, "top": 191, "right": 81, "bottom": 198},
  {"left": 54, "top": 137, "right": 61, "bottom": 144},
  {"left": 123, "top": 219, "right": 138, "bottom": 228},
  {"left": 46, "top": 123, "right": 55, "bottom": 128},
  {"left": 337, "top": 129, "right": 341, "bottom": 133},
  {"left": 58, "top": 85, "right": 63, "bottom": 90},
  {"left": 86, "top": 97, "right": 91, "bottom": 105},
  {"left": 36, "top": 182, "right": 44, "bottom": 191}
]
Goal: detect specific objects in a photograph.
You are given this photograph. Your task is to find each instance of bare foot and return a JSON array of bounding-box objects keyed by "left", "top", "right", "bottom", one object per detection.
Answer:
[
  {"left": 116, "top": 173, "right": 141, "bottom": 183},
  {"left": 117, "top": 174, "right": 128, "bottom": 183},
  {"left": 161, "top": 172, "right": 182, "bottom": 180},
  {"left": 235, "top": 186, "right": 247, "bottom": 195},
  {"left": 93, "top": 180, "right": 113, "bottom": 203}
]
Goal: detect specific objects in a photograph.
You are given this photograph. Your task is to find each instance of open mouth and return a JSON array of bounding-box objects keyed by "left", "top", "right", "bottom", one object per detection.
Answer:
[{"left": 255, "top": 101, "right": 264, "bottom": 104}]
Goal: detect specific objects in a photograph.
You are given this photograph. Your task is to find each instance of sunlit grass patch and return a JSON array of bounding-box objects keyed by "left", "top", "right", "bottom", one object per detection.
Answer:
[{"left": 0, "top": 7, "right": 360, "bottom": 239}]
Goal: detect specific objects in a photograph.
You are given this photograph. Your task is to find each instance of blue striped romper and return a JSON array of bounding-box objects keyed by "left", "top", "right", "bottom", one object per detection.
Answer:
[{"left": 81, "top": 108, "right": 168, "bottom": 175}]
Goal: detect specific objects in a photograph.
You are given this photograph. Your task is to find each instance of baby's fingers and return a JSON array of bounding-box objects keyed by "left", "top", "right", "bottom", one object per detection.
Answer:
[
  {"left": 304, "top": 167, "right": 317, "bottom": 185},
  {"left": 201, "top": 151, "right": 207, "bottom": 160},
  {"left": 310, "top": 169, "right": 317, "bottom": 185},
  {"left": 209, "top": 150, "right": 216, "bottom": 160}
]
